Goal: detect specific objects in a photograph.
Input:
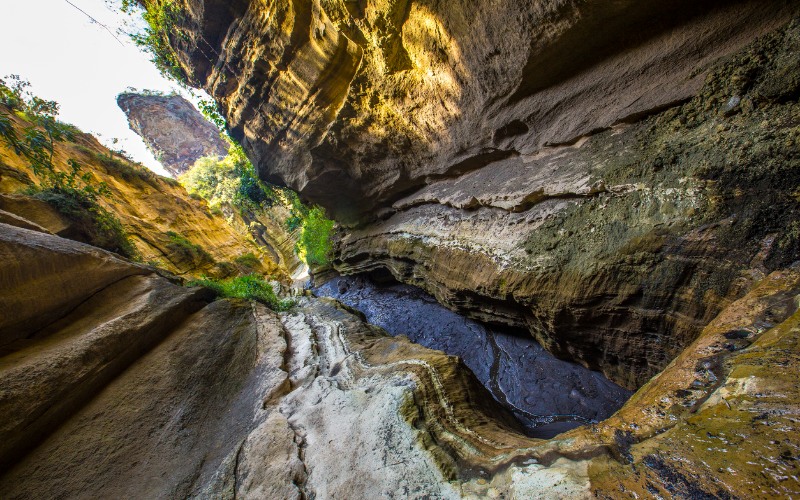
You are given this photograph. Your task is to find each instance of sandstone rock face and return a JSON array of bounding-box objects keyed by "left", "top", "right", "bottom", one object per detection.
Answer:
[
  {"left": 2, "top": 224, "right": 798, "bottom": 497},
  {"left": 117, "top": 92, "right": 228, "bottom": 177},
  {"left": 332, "top": 22, "right": 800, "bottom": 389},
  {"left": 164, "top": 0, "right": 800, "bottom": 388},
  {"left": 0, "top": 105, "right": 287, "bottom": 280}
]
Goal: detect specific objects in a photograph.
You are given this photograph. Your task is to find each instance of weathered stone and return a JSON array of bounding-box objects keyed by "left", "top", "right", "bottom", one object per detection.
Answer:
[
  {"left": 117, "top": 92, "right": 229, "bottom": 177},
  {"left": 2, "top": 227, "right": 798, "bottom": 497},
  {"left": 159, "top": 0, "right": 800, "bottom": 388},
  {"left": 333, "top": 21, "right": 800, "bottom": 388},
  {"left": 160, "top": 0, "right": 795, "bottom": 224}
]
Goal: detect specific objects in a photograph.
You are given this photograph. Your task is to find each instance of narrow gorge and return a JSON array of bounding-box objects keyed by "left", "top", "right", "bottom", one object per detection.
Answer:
[{"left": 1, "top": 0, "right": 799, "bottom": 498}]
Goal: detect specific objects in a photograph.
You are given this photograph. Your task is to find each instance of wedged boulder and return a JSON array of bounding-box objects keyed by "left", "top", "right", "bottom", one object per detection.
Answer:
[{"left": 117, "top": 92, "right": 229, "bottom": 177}]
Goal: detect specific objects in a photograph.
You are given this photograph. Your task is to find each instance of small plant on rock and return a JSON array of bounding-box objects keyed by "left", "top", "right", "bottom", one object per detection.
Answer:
[{"left": 186, "top": 274, "right": 294, "bottom": 311}]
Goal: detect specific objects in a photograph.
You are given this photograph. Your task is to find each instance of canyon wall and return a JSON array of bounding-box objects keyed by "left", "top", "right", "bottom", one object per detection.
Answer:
[
  {"left": 161, "top": 0, "right": 800, "bottom": 388},
  {"left": 2, "top": 222, "right": 798, "bottom": 497},
  {"left": 0, "top": 104, "right": 294, "bottom": 280}
]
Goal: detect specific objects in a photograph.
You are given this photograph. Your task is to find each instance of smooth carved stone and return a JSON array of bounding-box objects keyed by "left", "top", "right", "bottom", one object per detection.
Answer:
[
  {"left": 117, "top": 92, "right": 229, "bottom": 177},
  {"left": 315, "top": 273, "right": 633, "bottom": 437},
  {"left": 164, "top": 0, "right": 794, "bottom": 224}
]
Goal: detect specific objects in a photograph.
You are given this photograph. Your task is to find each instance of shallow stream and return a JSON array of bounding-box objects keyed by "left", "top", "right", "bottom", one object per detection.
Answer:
[{"left": 315, "top": 274, "right": 632, "bottom": 438}]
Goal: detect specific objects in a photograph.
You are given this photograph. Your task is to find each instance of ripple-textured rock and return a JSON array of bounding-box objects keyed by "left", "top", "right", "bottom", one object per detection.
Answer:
[{"left": 315, "top": 274, "right": 632, "bottom": 437}]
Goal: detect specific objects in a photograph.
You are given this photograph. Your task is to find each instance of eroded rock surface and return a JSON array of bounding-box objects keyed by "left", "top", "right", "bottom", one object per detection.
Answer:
[
  {"left": 334, "top": 19, "right": 800, "bottom": 389},
  {"left": 117, "top": 92, "right": 228, "bottom": 177},
  {"left": 0, "top": 105, "right": 287, "bottom": 280},
  {"left": 2, "top": 224, "right": 799, "bottom": 497},
  {"left": 160, "top": 0, "right": 800, "bottom": 389},
  {"left": 315, "top": 273, "right": 632, "bottom": 437},
  {"left": 162, "top": 0, "right": 795, "bottom": 224}
]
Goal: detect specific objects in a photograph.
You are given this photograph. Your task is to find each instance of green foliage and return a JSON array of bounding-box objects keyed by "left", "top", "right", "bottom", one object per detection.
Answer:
[
  {"left": 281, "top": 189, "right": 335, "bottom": 268},
  {"left": 122, "top": 1, "right": 188, "bottom": 84},
  {"left": 187, "top": 274, "right": 294, "bottom": 311},
  {"left": 296, "top": 206, "right": 334, "bottom": 268},
  {"left": 198, "top": 99, "right": 226, "bottom": 129},
  {"left": 86, "top": 145, "right": 159, "bottom": 184},
  {"left": 179, "top": 143, "right": 279, "bottom": 211},
  {"left": 180, "top": 136, "right": 335, "bottom": 269},
  {"left": 165, "top": 230, "right": 214, "bottom": 265},
  {"left": 0, "top": 76, "right": 138, "bottom": 260},
  {"left": 32, "top": 188, "right": 140, "bottom": 259},
  {"left": 234, "top": 252, "right": 261, "bottom": 269},
  {"left": 0, "top": 75, "right": 59, "bottom": 117}
]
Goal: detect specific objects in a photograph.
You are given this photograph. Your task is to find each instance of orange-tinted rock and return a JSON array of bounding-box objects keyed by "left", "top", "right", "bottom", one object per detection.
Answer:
[{"left": 0, "top": 105, "right": 287, "bottom": 280}]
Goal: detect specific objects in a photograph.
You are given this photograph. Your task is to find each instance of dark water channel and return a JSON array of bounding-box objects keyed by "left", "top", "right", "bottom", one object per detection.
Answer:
[{"left": 315, "top": 274, "right": 633, "bottom": 439}]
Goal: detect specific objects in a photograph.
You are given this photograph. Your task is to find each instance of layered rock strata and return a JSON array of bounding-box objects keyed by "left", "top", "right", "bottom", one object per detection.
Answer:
[
  {"left": 333, "top": 24, "right": 800, "bottom": 388},
  {"left": 161, "top": 0, "right": 796, "bottom": 223},
  {"left": 2, "top": 224, "right": 798, "bottom": 497},
  {"left": 316, "top": 273, "right": 633, "bottom": 437},
  {"left": 159, "top": 0, "right": 800, "bottom": 388},
  {"left": 117, "top": 92, "right": 228, "bottom": 177}
]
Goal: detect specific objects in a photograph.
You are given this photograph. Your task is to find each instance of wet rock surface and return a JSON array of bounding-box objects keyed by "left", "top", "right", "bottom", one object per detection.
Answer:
[{"left": 316, "top": 274, "right": 632, "bottom": 437}]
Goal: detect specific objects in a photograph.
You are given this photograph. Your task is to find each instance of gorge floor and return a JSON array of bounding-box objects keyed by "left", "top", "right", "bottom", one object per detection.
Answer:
[{"left": 315, "top": 273, "right": 633, "bottom": 438}]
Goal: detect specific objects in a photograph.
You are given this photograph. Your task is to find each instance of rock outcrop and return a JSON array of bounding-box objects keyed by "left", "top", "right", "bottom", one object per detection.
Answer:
[
  {"left": 113, "top": 94, "right": 308, "bottom": 280},
  {"left": 117, "top": 92, "right": 228, "bottom": 177},
  {"left": 2, "top": 223, "right": 798, "bottom": 497},
  {"left": 160, "top": 0, "right": 800, "bottom": 388}
]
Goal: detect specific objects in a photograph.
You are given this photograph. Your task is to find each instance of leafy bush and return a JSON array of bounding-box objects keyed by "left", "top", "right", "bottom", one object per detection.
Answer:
[
  {"left": 198, "top": 99, "right": 226, "bottom": 129},
  {"left": 0, "top": 76, "right": 138, "bottom": 259},
  {"left": 297, "top": 206, "right": 334, "bottom": 267},
  {"left": 33, "top": 187, "right": 140, "bottom": 259},
  {"left": 180, "top": 143, "right": 279, "bottom": 211},
  {"left": 165, "top": 231, "right": 214, "bottom": 265},
  {"left": 281, "top": 190, "right": 335, "bottom": 268},
  {"left": 180, "top": 136, "right": 336, "bottom": 269},
  {"left": 234, "top": 252, "right": 261, "bottom": 269},
  {"left": 187, "top": 274, "right": 294, "bottom": 311}
]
